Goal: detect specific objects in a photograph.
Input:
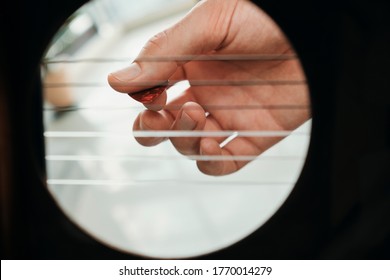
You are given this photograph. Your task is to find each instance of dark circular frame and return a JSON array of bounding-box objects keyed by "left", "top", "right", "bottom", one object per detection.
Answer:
[{"left": 0, "top": 0, "right": 389, "bottom": 259}]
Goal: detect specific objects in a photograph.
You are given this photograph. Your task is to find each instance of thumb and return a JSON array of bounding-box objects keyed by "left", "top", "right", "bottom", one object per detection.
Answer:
[{"left": 107, "top": 0, "right": 237, "bottom": 101}]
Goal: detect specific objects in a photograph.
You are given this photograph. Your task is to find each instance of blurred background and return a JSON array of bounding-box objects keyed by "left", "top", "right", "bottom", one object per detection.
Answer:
[{"left": 41, "top": 0, "right": 311, "bottom": 258}]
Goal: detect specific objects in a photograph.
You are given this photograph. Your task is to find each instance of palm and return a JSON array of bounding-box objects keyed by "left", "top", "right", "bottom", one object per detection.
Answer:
[{"left": 161, "top": 55, "right": 309, "bottom": 174}]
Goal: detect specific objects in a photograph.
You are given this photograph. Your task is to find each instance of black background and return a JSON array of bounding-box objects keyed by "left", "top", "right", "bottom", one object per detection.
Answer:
[{"left": 0, "top": 0, "right": 389, "bottom": 259}]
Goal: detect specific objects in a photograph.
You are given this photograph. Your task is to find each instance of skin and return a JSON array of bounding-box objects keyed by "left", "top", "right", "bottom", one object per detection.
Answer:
[{"left": 108, "top": 0, "right": 310, "bottom": 176}]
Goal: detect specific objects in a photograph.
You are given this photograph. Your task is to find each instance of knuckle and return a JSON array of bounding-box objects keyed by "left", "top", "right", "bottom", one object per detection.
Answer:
[{"left": 145, "top": 30, "right": 169, "bottom": 51}]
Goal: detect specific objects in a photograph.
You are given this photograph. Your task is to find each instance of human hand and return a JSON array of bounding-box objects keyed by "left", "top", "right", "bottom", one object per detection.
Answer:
[{"left": 108, "top": 0, "right": 310, "bottom": 176}]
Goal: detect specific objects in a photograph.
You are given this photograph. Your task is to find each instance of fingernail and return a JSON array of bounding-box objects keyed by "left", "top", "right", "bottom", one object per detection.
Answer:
[
  {"left": 110, "top": 63, "right": 141, "bottom": 82},
  {"left": 178, "top": 112, "right": 197, "bottom": 130}
]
